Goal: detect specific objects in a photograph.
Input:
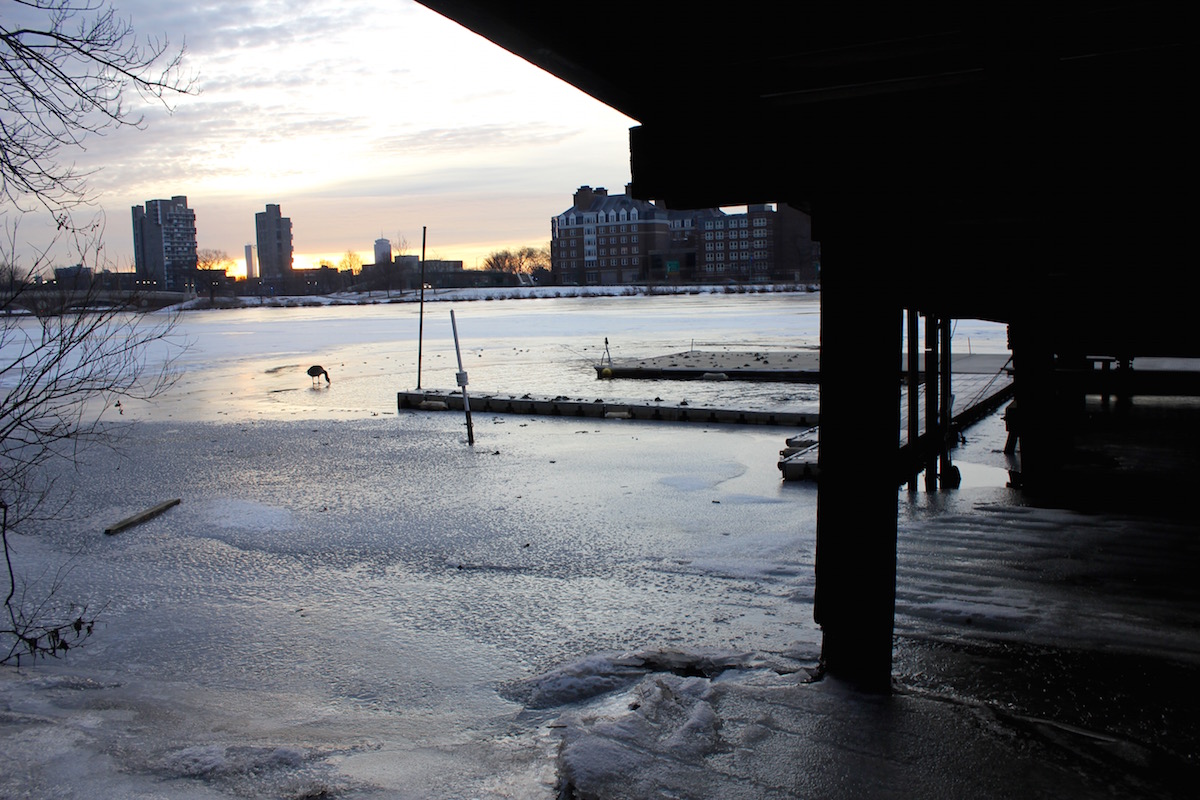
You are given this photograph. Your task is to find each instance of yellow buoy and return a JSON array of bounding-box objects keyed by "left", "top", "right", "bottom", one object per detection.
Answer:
[{"left": 600, "top": 367, "right": 613, "bottom": 378}]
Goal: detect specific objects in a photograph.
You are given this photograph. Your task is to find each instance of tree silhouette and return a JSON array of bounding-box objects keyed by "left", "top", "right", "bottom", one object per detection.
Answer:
[
  {"left": 1, "top": 0, "right": 189, "bottom": 663},
  {"left": 483, "top": 245, "right": 550, "bottom": 274},
  {"left": 1, "top": 0, "right": 194, "bottom": 221}
]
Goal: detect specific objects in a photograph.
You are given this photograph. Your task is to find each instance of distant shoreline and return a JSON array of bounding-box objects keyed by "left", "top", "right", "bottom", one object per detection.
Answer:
[{"left": 175, "top": 282, "right": 819, "bottom": 312}]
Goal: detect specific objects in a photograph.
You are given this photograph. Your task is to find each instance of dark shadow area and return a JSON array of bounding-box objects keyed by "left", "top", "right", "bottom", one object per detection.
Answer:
[
  {"left": 895, "top": 635, "right": 1200, "bottom": 799},
  {"left": 1016, "top": 395, "right": 1200, "bottom": 519}
]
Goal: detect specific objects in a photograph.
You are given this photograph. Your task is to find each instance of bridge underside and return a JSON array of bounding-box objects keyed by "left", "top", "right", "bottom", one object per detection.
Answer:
[{"left": 417, "top": 1, "right": 1192, "bottom": 690}]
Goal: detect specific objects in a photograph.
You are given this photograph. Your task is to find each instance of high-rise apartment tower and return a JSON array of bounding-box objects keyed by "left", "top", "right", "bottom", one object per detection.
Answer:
[
  {"left": 132, "top": 196, "right": 198, "bottom": 290},
  {"left": 255, "top": 204, "right": 293, "bottom": 291}
]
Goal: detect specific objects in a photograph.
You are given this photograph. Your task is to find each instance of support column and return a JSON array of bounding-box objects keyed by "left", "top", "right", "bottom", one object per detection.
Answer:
[
  {"left": 938, "top": 316, "right": 960, "bottom": 488},
  {"left": 1008, "top": 317, "right": 1057, "bottom": 493},
  {"left": 813, "top": 235, "right": 901, "bottom": 692}
]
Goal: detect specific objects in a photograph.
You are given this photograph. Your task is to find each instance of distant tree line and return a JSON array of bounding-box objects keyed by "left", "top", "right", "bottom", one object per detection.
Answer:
[{"left": 482, "top": 245, "right": 550, "bottom": 274}]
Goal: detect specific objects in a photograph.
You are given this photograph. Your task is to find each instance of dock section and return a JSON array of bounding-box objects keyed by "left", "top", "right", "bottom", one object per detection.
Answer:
[
  {"left": 400, "top": 349, "right": 1014, "bottom": 482},
  {"left": 777, "top": 372, "right": 1015, "bottom": 481},
  {"left": 596, "top": 350, "right": 1011, "bottom": 383},
  {"left": 398, "top": 391, "right": 816, "bottom": 428},
  {"left": 597, "top": 350, "right": 820, "bottom": 382}
]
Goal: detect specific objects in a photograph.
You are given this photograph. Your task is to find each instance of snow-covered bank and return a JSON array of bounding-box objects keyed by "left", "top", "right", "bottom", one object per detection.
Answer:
[{"left": 174, "top": 283, "right": 818, "bottom": 311}]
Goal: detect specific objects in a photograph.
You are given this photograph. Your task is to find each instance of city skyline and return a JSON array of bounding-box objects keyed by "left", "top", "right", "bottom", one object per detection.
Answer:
[{"left": 9, "top": 1, "right": 635, "bottom": 278}]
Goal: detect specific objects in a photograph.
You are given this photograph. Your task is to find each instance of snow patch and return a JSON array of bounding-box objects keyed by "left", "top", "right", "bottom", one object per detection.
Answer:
[
  {"left": 556, "top": 672, "right": 724, "bottom": 798},
  {"left": 504, "top": 648, "right": 807, "bottom": 710},
  {"left": 200, "top": 499, "right": 293, "bottom": 531},
  {"left": 503, "top": 654, "right": 648, "bottom": 709},
  {"left": 168, "top": 745, "right": 305, "bottom": 778}
]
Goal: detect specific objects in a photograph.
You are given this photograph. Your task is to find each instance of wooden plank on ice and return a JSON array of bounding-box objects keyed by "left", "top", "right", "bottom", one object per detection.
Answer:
[{"left": 104, "top": 498, "right": 181, "bottom": 535}]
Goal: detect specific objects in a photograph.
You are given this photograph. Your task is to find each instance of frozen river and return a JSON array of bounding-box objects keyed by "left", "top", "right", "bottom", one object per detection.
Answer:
[
  {"left": 3, "top": 292, "right": 1197, "bottom": 799},
  {"left": 123, "top": 290, "right": 1008, "bottom": 423}
]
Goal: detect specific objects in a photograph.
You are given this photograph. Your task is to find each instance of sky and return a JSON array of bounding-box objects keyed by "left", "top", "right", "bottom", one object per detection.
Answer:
[{"left": 8, "top": 0, "right": 636, "bottom": 277}]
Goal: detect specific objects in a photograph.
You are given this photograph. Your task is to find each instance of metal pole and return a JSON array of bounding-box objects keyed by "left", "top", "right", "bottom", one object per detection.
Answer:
[
  {"left": 450, "top": 310, "right": 474, "bottom": 445},
  {"left": 417, "top": 226, "right": 426, "bottom": 389},
  {"left": 907, "top": 307, "right": 920, "bottom": 490},
  {"left": 924, "top": 312, "right": 938, "bottom": 492}
]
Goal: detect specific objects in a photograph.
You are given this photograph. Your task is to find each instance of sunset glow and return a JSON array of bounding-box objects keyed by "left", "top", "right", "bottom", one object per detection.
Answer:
[{"left": 16, "top": 1, "right": 634, "bottom": 276}]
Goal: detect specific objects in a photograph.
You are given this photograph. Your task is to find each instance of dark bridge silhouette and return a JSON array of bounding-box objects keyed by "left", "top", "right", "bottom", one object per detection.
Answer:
[
  {"left": 2, "top": 289, "right": 188, "bottom": 315},
  {"left": 418, "top": 2, "right": 1191, "bottom": 691}
]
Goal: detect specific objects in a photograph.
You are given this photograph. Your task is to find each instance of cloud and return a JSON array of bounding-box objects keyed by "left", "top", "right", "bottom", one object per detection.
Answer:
[
  {"left": 374, "top": 123, "right": 580, "bottom": 154},
  {"left": 126, "top": 0, "right": 369, "bottom": 56},
  {"left": 4, "top": 0, "right": 634, "bottom": 271}
]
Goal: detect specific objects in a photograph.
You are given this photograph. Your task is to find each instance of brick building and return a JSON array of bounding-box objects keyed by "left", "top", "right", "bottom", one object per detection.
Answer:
[{"left": 551, "top": 185, "right": 818, "bottom": 285}]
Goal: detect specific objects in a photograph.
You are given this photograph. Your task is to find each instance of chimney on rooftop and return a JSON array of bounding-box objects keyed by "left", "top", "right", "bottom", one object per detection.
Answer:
[{"left": 574, "top": 185, "right": 607, "bottom": 210}]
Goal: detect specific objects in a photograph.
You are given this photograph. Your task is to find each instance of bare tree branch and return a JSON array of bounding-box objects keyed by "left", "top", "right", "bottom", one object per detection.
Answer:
[
  {"left": 1, "top": 214, "right": 182, "bottom": 664},
  {"left": 1, "top": 0, "right": 195, "bottom": 221},
  {"left": 0, "top": 2, "right": 190, "bottom": 663}
]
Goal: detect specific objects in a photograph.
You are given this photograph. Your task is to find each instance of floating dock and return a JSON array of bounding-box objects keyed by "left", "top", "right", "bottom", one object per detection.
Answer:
[
  {"left": 399, "top": 349, "right": 1015, "bottom": 481},
  {"left": 398, "top": 391, "right": 816, "bottom": 428},
  {"left": 597, "top": 350, "right": 820, "bottom": 382},
  {"left": 596, "top": 350, "right": 1012, "bottom": 383}
]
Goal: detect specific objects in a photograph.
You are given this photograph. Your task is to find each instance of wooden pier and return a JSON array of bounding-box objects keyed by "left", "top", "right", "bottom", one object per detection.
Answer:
[{"left": 777, "top": 372, "right": 1015, "bottom": 481}]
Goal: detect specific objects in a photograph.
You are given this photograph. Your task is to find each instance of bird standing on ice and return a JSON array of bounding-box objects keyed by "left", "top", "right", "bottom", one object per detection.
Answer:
[{"left": 307, "top": 365, "right": 330, "bottom": 385}]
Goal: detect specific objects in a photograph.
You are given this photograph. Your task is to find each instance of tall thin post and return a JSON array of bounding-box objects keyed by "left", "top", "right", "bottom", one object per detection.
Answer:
[
  {"left": 450, "top": 310, "right": 475, "bottom": 445},
  {"left": 417, "top": 226, "right": 427, "bottom": 389},
  {"left": 907, "top": 307, "right": 920, "bottom": 490},
  {"left": 924, "top": 313, "right": 938, "bottom": 492}
]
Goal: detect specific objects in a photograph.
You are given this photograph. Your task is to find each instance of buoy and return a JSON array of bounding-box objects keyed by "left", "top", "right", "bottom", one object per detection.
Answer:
[{"left": 600, "top": 367, "right": 613, "bottom": 378}]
